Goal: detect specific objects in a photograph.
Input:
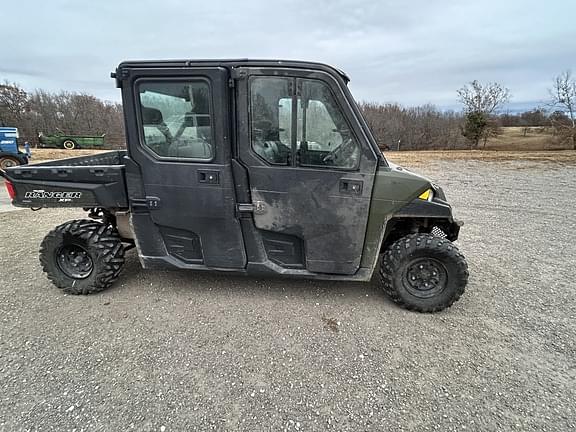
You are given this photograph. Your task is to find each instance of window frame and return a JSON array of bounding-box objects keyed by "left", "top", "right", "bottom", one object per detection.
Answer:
[
  {"left": 247, "top": 75, "right": 361, "bottom": 171},
  {"left": 296, "top": 78, "right": 360, "bottom": 171},
  {"left": 248, "top": 75, "right": 294, "bottom": 166},
  {"left": 134, "top": 77, "right": 216, "bottom": 163}
]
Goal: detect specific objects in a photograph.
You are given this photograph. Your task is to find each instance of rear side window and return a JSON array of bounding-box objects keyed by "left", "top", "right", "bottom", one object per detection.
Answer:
[{"left": 138, "top": 81, "right": 213, "bottom": 160}]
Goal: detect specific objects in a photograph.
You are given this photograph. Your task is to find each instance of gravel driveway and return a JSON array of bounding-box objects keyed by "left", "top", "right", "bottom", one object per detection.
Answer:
[
  {"left": 0, "top": 159, "right": 574, "bottom": 431},
  {"left": 0, "top": 187, "right": 18, "bottom": 213}
]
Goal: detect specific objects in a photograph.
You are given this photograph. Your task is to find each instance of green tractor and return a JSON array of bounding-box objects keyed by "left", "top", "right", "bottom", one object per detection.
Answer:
[{"left": 38, "top": 132, "right": 108, "bottom": 150}]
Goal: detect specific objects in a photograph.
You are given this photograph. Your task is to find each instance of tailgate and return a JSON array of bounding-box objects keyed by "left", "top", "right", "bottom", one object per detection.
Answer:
[{"left": 2, "top": 152, "right": 128, "bottom": 209}]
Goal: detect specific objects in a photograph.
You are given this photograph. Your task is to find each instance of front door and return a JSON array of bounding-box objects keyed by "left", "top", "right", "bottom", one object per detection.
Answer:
[
  {"left": 236, "top": 68, "right": 379, "bottom": 274},
  {"left": 126, "top": 67, "right": 246, "bottom": 269}
]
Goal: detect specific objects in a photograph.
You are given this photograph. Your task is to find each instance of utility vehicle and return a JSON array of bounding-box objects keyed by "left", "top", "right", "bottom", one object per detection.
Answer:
[
  {"left": 1, "top": 60, "right": 468, "bottom": 312},
  {"left": 0, "top": 127, "right": 29, "bottom": 169}
]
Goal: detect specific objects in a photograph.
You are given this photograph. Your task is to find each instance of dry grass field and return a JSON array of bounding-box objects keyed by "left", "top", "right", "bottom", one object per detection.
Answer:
[
  {"left": 483, "top": 126, "right": 570, "bottom": 151},
  {"left": 30, "top": 148, "right": 110, "bottom": 162},
  {"left": 387, "top": 149, "right": 576, "bottom": 167}
]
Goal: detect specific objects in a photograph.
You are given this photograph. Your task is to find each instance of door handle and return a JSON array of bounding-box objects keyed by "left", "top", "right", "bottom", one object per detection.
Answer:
[
  {"left": 198, "top": 170, "right": 220, "bottom": 184},
  {"left": 237, "top": 201, "right": 266, "bottom": 215},
  {"left": 339, "top": 179, "right": 363, "bottom": 195}
]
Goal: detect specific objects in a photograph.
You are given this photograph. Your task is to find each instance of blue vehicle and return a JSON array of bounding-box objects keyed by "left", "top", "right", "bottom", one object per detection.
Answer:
[{"left": 0, "top": 127, "right": 29, "bottom": 169}]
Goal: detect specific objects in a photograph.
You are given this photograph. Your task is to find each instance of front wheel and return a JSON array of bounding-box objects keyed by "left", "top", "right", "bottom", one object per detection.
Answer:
[
  {"left": 40, "top": 219, "right": 125, "bottom": 294},
  {"left": 380, "top": 234, "right": 468, "bottom": 313}
]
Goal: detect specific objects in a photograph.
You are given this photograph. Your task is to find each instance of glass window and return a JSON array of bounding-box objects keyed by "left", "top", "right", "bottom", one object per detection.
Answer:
[
  {"left": 250, "top": 77, "right": 292, "bottom": 165},
  {"left": 138, "top": 81, "right": 213, "bottom": 160},
  {"left": 249, "top": 77, "right": 360, "bottom": 169},
  {"left": 297, "top": 80, "right": 360, "bottom": 169}
]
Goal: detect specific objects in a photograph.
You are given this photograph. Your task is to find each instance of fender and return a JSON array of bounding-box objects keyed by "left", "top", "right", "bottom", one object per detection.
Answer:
[{"left": 360, "top": 163, "right": 462, "bottom": 277}]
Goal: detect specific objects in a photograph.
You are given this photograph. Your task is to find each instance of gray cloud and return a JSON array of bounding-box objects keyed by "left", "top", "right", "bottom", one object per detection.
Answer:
[{"left": 3, "top": 0, "right": 575, "bottom": 110}]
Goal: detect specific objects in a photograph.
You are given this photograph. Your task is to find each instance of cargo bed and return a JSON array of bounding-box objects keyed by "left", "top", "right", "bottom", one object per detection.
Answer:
[{"left": 1, "top": 151, "right": 128, "bottom": 209}]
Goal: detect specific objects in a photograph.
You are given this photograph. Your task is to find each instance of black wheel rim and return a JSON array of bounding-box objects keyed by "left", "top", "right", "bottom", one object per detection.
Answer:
[
  {"left": 56, "top": 244, "right": 93, "bottom": 279},
  {"left": 403, "top": 257, "right": 448, "bottom": 298}
]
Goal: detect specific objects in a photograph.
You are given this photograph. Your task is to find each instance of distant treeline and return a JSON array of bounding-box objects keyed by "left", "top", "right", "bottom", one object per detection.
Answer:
[
  {"left": 0, "top": 81, "right": 125, "bottom": 148},
  {"left": 1, "top": 80, "right": 574, "bottom": 151},
  {"left": 358, "top": 103, "right": 573, "bottom": 150},
  {"left": 359, "top": 103, "right": 467, "bottom": 150}
]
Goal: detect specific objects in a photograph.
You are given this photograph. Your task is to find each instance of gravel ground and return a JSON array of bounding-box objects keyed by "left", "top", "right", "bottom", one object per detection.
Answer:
[
  {"left": 0, "top": 159, "right": 575, "bottom": 431},
  {"left": 0, "top": 187, "right": 17, "bottom": 213}
]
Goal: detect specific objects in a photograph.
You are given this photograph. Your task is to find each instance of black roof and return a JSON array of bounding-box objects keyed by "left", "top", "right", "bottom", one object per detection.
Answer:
[{"left": 114, "top": 59, "right": 350, "bottom": 83}]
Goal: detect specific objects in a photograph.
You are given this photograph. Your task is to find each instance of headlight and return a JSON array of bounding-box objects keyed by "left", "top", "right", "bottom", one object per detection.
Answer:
[{"left": 418, "top": 189, "right": 433, "bottom": 201}]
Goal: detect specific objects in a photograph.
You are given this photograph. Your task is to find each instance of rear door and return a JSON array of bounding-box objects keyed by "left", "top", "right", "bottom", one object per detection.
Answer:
[
  {"left": 125, "top": 67, "right": 246, "bottom": 269},
  {"left": 235, "top": 68, "right": 379, "bottom": 274}
]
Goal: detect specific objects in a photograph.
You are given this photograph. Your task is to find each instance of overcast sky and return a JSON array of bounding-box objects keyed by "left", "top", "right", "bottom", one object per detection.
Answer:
[{"left": 3, "top": 0, "right": 575, "bottom": 111}]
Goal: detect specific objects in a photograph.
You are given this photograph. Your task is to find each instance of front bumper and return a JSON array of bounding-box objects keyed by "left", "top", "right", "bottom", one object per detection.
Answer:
[{"left": 446, "top": 219, "right": 463, "bottom": 241}]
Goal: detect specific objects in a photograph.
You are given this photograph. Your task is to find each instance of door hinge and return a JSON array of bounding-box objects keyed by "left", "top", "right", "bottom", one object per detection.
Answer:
[
  {"left": 231, "top": 68, "right": 248, "bottom": 80},
  {"left": 146, "top": 196, "right": 161, "bottom": 209},
  {"left": 228, "top": 78, "right": 235, "bottom": 88}
]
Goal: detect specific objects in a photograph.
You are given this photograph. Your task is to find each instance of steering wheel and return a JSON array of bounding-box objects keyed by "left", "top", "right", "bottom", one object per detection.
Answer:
[{"left": 322, "top": 137, "right": 355, "bottom": 164}]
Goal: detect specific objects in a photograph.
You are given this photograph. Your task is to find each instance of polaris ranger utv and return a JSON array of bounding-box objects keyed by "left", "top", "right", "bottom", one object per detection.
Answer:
[{"left": 0, "top": 60, "right": 468, "bottom": 312}]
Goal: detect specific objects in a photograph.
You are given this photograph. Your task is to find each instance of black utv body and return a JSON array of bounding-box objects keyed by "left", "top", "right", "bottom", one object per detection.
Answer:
[{"left": 1, "top": 59, "right": 468, "bottom": 312}]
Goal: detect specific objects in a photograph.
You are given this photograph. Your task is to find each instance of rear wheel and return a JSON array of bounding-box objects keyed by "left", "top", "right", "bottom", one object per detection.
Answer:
[
  {"left": 40, "top": 219, "right": 125, "bottom": 294},
  {"left": 380, "top": 233, "right": 468, "bottom": 312},
  {"left": 0, "top": 156, "right": 21, "bottom": 169},
  {"left": 62, "top": 140, "right": 76, "bottom": 150}
]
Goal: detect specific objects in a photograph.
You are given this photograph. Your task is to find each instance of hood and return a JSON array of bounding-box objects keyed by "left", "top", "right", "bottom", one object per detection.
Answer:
[
  {"left": 369, "top": 163, "right": 432, "bottom": 217},
  {"left": 385, "top": 160, "right": 433, "bottom": 183}
]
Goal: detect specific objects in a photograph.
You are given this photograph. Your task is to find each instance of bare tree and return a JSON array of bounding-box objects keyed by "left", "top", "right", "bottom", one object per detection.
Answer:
[
  {"left": 457, "top": 80, "right": 510, "bottom": 149},
  {"left": 549, "top": 70, "right": 576, "bottom": 149},
  {"left": 457, "top": 80, "right": 511, "bottom": 114},
  {"left": 0, "top": 81, "right": 30, "bottom": 126}
]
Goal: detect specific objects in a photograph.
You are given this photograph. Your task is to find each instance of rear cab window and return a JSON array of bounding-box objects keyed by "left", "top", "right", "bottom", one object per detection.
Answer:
[{"left": 137, "top": 81, "right": 214, "bottom": 160}]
